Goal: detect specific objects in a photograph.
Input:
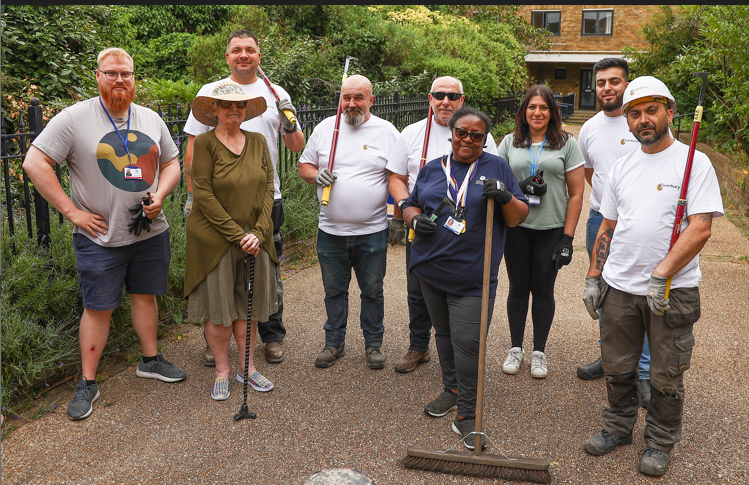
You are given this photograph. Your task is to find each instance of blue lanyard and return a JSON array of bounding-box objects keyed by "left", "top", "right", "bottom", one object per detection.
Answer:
[
  {"left": 528, "top": 136, "right": 546, "bottom": 176},
  {"left": 99, "top": 96, "right": 133, "bottom": 166}
]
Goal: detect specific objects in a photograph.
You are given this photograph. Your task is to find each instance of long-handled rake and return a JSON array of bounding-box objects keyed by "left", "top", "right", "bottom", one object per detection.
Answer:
[
  {"left": 402, "top": 197, "right": 552, "bottom": 483},
  {"left": 234, "top": 254, "right": 257, "bottom": 421}
]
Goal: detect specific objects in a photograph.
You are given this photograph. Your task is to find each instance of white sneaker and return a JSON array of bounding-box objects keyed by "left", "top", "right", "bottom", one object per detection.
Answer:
[
  {"left": 531, "top": 351, "right": 548, "bottom": 379},
  {"left": 502, "top": 347, "right": 524, "bottom": 375}
]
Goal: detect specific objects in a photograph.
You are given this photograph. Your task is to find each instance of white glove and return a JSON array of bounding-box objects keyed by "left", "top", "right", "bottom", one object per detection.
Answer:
[
  {"left": 184, "top": 191, "right": 193, "bottom": 218},
  {"left": 583, "top": 276, "right": 601, "bottom": 319},
  {"left": 646, "top": 274, "right": 671, "bottom": 314},
  {"left": 315, "top": 168, "right": 337, "bottom": 187}
]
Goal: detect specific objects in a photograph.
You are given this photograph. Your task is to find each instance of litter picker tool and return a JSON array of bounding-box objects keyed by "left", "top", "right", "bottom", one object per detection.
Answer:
[
  {"left": 234, "top": 254, "right": 257, "bottom": 421},
  {"left": 402, "top": 197, "right": 552, "bottom": 483},
  {"left": 321, "top": 55, "right": 356, "bottom": 206},
  {"left": 664, "top": 72, "right": 709, "bottom": 299},
  {"left": 257, "top": 65, "right": 297, "bottom": 126},
  {"left": 408, "top": 72, "right": 438, "bottom": 243}
]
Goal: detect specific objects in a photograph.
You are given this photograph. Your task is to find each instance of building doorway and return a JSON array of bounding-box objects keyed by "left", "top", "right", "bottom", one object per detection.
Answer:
[{"left": 579, "top": 69, "right": 596, "bottom": 110}]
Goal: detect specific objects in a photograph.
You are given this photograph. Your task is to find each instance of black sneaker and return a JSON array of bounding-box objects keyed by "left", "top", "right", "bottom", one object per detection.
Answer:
[
  {"left": 451, "top": 416, "right": 487, "bottom": 450},
  {"left": 135, "top": 353, "right": 186, "bottom": 382},
  {"left": 583, "top": 428, "right": 633, "bottom": 456},
  {"left": 365, "top": 346, "right": 385, "bottom": 369},
  {"left": 423, "top": 391, "right": 457, "bottom": 417},
  {"left": 639, "top": 447, "right": 669, "bottom": 477},
  {"left": 315, "top": 345, "right": 345, "bottom": 368},
  {"left": 67, "top": 380, "right": 100, "bottom": 420}
]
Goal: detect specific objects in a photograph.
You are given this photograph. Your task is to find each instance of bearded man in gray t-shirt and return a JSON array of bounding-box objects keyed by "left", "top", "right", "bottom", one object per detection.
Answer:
[{"left": 24, "top": 47, "right": 187, "bottom": 421}]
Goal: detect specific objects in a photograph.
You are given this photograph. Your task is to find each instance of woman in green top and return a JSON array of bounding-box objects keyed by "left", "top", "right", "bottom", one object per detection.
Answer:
[
  {"left": 184, "top": 81, "right": 279, "bottom": 401},
  {"left": 496, "top": 84, "right": 585, "bottom": 379}
]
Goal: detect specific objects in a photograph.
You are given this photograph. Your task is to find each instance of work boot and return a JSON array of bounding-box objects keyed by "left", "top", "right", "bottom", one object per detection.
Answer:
[
  {"left": 639, "top": 447, "right": 670, "bottom": 477},
  {"left": 394, "top": 349, "right": 430, "bottom": 373},
  {"left": 365, "top": 346, "right": 386, "bottom": 369},
  {"left": 583, "top": 429, "right": 633, "bottom": 456},
  {"left": 315, "top": 345, "right": 345, "bottom": 368},
  {"left": 265, "top": 341, "right": 286, "bottom": 363},
  {"left": 577, "top": 357, "right": 604, "bottom": 380},
  {"left": 640, "top": 378, "right": 651, "bottom": 408}
]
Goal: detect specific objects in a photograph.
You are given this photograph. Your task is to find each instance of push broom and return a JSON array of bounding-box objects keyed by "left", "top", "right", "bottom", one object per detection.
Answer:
[{"left": 402, "top": 197, "right": 552, "bottom": 483}]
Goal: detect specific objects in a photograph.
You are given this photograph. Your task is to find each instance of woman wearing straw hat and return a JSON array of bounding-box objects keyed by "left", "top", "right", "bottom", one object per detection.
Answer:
[{"left": 184, "top": 81, "right": 278, "bottom": 400}]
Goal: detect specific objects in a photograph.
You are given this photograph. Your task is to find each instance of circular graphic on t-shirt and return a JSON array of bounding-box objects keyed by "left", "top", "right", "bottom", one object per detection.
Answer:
[{"left": 96, "top": 130, "right": 159, "bottom": 192}]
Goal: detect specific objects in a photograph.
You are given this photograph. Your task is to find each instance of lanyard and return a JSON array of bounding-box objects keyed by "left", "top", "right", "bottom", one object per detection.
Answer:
[
  {"left": 441, "top": 153, "right": 477, "bottom": 215},
  {"left": 99, "top": 96, "right": 133, "bottom": 165},
  {"left": 528, "top": 135, "right": 546, "bottom": 176}
]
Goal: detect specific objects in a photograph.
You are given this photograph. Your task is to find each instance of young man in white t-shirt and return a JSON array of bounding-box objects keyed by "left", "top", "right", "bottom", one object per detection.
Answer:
[
  {"left": 386, "top": 76, "right": 498, "bottom": 377},
  {"left": 298, "top": 75, "right": 400, "bottom": 370},
  {"left": 581, "top": 76, "right": 723, "bottom": 477},
  {"left": 184, "top": 30, "right": 305, "bottom": 366},
  {"left": 576, "top": 58, "right": 653, "bottom": 407}
]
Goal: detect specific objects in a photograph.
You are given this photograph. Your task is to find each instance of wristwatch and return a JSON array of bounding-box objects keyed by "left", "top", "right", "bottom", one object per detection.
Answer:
[{"left": 397, "top": 198, "right": 408, "bottom": 211}]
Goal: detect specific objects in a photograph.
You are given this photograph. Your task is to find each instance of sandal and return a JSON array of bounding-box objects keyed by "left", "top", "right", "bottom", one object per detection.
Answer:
[
  {"left": 210, "top": 377, "right": 231, "bottom": 401},
  {"left": 236, "top": 371, "right": 274, "bottom": 392}
]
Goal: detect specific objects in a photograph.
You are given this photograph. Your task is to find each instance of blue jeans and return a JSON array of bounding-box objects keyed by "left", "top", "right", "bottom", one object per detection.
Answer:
[
  {"left": 406, "top": 240, "right": 432, "bottom": 352},
  {"left": 587, "top": 208, "right": 650, "bottom": 378},
  {"left": 317, "top": 228, "right": 387, "bottom": 348}
]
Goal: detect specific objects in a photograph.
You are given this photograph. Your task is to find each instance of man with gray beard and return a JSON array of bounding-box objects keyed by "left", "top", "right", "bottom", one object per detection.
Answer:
[{"left": 298, "top": 75, "right": 400, "bottom": 369}]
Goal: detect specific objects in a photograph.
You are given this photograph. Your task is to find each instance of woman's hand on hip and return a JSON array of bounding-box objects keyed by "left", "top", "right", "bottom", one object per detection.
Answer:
[{"left": 239, "top": 233, "right": 260, "bottom": 256}]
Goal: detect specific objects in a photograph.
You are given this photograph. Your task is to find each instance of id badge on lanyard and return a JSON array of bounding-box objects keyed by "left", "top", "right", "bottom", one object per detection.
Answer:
[
  {"left": 100, "top": 97, "right": 142, "bottom": 180},
  {"left": 441, "top": 154, "right": 476, "bottom": 235},
  {"left": 527, "top": 136, "right": 546, "bottom": 206}
]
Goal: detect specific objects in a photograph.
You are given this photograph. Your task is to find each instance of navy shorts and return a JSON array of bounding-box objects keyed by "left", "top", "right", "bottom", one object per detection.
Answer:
[{"left": 73, "top": 229, "right": 171, "bottom": 311}]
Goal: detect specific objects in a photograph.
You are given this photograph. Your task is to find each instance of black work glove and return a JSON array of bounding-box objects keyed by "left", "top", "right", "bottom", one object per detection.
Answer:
[
  {"left": 388, "top": 218, "right": 405, "bottom": 246},
  {"left": 128, "top": 202, "right": 145, "bottom": 236},
  {"left": 411, "top": 214, "right": 437, "bottom": 238},
  {"left": 141, "top": 193, "right": 152, "bottom": 234},
  {"left": 481, "top": 178, "right": 513, "bottom": 205},
  {"left": 518, "top": 170, "right": 547, "bottom": 196},
  {"left": 551, "top": 234, "right": 574, "bottom": 269}
]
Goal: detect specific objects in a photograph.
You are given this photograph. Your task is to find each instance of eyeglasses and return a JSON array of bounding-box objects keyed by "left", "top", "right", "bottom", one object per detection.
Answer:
[
  {"left": 453, "top": 127, "right": 487, "bottom": 142},
  {"left": 216, "top": 100, "right": 248, "bottom": 109},
  {"left": 97, "top": 70, "right": 135, "bottom": 81},
  {"left": 430, "top": 92, "right": 463, "bottom": 101}
]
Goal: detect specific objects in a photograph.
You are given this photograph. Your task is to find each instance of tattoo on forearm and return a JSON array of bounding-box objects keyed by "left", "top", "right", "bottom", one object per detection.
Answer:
[
  {"left": 698, "top": 213, "right": 713, "bottom": 223},
  {"left": 594, "top": 229, "right": 614, "bottom": 271}
]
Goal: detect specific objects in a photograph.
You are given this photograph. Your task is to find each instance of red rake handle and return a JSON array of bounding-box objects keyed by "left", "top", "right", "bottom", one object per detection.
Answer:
[{"left": 407, "top": 104, "right": 435, "bottom": 243}]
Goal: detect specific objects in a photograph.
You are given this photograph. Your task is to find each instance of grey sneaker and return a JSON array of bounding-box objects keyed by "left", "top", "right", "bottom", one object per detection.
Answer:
[
  {"left": 451, "top": 416, "right": 487, "bottom": 450},
  {"left": 67, "top": 380, "right": 100, "bottom": 420},
  {"left": 423, "top": 390, "right": 457, "bottom": 417},
  {"left": 365, "top": 346, "right": 385, "bottom": 369},
  {"left": 135, "top": 353, "right": 187, "bottom": 382},
  {"left": 583, "top": 428, "right": 633, "bottom": 456},
  {"left": 315, "top": 345, "right": 345, "bottom": 368},
  {"left": 639, "top": 447, "right": 669, "bottom": 477}
]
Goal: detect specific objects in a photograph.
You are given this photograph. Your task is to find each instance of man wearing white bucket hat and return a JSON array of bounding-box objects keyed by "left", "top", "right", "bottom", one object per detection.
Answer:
[
  {"left": 581, "top": 75, "right": 723, "bottom": 477},
  {"left": 184, "top": 29, "right": 304, "bottom": 367}
]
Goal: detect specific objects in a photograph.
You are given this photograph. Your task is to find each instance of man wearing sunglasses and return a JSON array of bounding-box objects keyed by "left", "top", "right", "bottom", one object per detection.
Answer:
[
  {"left": 386, "top": 76, "right": 499, "bottom": 375},
  {"left": 24, "top": 47, "right": 186, "bottom": 420},
  {"left": 184, "top": 29, "right": 304, "bottom": 367}
]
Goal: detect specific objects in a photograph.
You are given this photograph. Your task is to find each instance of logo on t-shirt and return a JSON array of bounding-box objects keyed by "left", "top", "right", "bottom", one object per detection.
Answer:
[
  {"left": 657, "top": 183, "right": 680, "bottom": 191},
  {"left": 620, "top": 137, "right": 638, "bottom": 145},
  {"left": 96, "top": 130, "right": 159, "bottom": 192},
  {"left": 363, "top": 144, "right": 380, "bottom": 151}
]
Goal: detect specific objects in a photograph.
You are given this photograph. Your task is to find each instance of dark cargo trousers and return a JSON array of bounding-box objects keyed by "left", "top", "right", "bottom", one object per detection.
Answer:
[{"left": 599, "top": 283, "right": 700, "bottom": 452}]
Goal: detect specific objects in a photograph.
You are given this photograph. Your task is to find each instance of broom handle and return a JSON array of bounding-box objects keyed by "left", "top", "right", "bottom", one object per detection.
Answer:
[
  {"left": 475, "top": 197, "right": 494, "bottom": 456},
  {"left": 407, "top": 104, "right": 434, "bottom": 243}
]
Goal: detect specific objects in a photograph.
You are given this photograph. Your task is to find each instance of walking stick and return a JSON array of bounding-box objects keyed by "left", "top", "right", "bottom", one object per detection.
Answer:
[
  {"left": 234, "top": 254, "right": 257, "bottom": 421},
  {"left": 664, "top": 72, "right": 709, "bottom": 298},
  {"left": 408, "top": 75, "right": 438, "bottom": 243},
  {"left": 257, "top": 65, "right": 297, "bottom": 125},
  {"left": 321, "top": 55, "right": 357, "bottom": 206}
]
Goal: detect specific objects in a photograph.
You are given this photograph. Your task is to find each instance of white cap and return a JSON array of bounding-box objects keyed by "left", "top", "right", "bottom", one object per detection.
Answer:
[{"left": 621, "top": 76, "right": 675, "bottom": 114}]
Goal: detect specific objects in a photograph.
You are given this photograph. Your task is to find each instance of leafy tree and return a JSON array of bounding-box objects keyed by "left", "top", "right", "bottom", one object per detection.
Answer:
[{"left": 122, "top": 5, "right": 241, "bottom": 41}]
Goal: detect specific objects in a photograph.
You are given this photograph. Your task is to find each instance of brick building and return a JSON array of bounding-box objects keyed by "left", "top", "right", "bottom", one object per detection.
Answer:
[{"left": 523, "top": 5, "right": 658, "bottom": 111}]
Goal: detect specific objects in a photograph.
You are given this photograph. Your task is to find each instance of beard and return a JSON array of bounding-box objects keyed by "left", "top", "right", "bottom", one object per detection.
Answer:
[
  {"left": 343, "top": 106, "right": 366, "bottom": 126},
  {"left": 100, "top": 83, "right": 135, "bottom": 112},
  {"left": 598, "top": 93, "right": 624, "bottom": 113},
  {"left": 633, "top": 121, "right": 670, "bottom": 146}
]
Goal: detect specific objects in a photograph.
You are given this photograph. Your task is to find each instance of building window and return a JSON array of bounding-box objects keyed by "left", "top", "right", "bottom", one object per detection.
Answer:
[
  {"left": 555, "top": 68, "right": 566, "bottom": 80},
  {"left": 532, "top": 10, "right": 561, "bottom": 36},
  {"left": 582, "top": 10, "right": 614, "bottom": 35}
]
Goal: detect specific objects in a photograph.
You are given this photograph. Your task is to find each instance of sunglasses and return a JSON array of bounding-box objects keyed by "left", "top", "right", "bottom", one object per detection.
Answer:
[
  {"left": 453, "top": 127, "right": 487, "bottom": 143},
  {"left": 216, "top": 100, "right": 248, "bottom": 109},
  {"left": 430, "top": 92, "right": 463, "bottom": 101}
]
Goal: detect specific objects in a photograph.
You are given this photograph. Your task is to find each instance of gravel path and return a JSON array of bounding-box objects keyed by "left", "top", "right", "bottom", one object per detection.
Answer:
[{"left": 3, "top": 127, "right": 748, "bottom": 484}]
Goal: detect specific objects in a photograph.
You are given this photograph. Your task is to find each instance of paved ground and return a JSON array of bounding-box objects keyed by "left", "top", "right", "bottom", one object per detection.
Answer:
[{"left": 3, "top": 126, "right": 749, "bottom": 484}]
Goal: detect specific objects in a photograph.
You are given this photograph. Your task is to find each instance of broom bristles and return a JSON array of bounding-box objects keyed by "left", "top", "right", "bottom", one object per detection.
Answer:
[{"left": 401, "top": 455, "right": 552, "bottom": 484}]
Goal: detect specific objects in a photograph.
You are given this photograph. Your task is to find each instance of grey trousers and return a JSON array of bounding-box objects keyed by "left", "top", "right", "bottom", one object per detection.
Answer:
[
  {"left": 600, "top": 283, "right": 699, "bottom": 452},
  {"left": 420, "top": 279, "right": 495, "bottom": 417}
]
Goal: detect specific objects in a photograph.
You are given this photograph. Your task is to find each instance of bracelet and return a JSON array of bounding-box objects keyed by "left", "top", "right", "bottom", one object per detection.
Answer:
[{"left": 283, "top": 126, "right": 298, "bottom": 134}]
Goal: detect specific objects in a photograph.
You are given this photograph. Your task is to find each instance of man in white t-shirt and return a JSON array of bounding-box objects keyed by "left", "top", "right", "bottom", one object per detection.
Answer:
[
  {"left": 298, "top": 74, "right": 400, "bottom": 370},
  {"left": 386, "top": 76, "right": 498, "bottom": 375},
  {"left": 576, "top": 58, "right": 653, "bottom": 407},
  {"left": 581, "top": 76, "right": 723, "bottom": 478},
  {"left": 184, "top": 30, "right": 304, "bottom": 366}
]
